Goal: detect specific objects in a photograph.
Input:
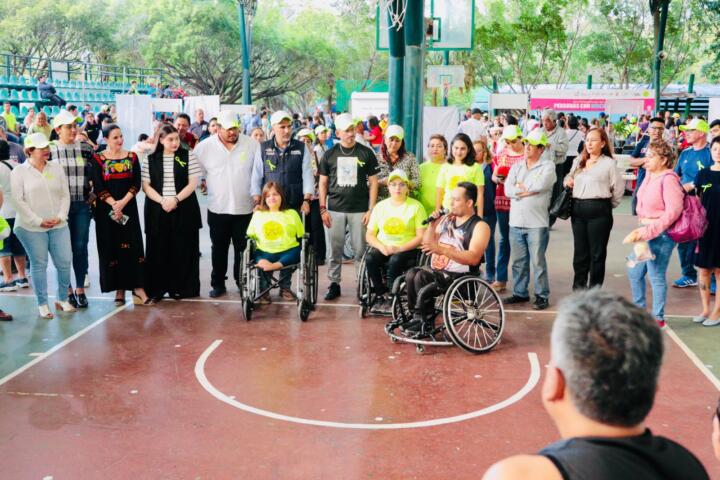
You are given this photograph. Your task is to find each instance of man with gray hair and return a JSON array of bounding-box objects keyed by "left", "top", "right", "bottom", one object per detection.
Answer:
[
  {"left": 540, "top": 109, "right": 569, "bottom": 226},
  {"left": 482, "top": 289, "right": 709, "bottom": 480}
]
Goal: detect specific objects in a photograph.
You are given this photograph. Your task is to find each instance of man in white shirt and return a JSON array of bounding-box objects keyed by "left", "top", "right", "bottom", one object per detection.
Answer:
[
  {"left": 194, "top": 110, "right": 260, "bottom": 298},
  {"left": 457, "top": 108, "right": 488, "bottom": 142}
]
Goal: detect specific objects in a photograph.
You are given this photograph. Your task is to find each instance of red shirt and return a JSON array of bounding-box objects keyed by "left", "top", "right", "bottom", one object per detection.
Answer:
[{"left": 369, "top": 126, "right": 383, "bottom": 146}]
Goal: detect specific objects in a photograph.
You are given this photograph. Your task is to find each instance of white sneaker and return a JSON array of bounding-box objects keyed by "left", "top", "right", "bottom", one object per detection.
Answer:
[
  {"left": 38, "top": 305, "right": 54, "bottom": 319},
  {"left": 84, "top": 274, "right": 90, "bottom": 288},
  {"left": 702, "top": 318, "right": 720, "bottom": 327},
  {"left": 693, "top": 315, "right": 708, "bottom": 324}
]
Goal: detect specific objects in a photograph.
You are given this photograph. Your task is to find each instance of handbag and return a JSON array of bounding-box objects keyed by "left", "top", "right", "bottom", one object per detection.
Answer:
[
  {"left": 659, "top": 173, "right": 709, "bottom": 243},
  {"left": 550, "top": 186, "right": 573, "bottom": 220}
]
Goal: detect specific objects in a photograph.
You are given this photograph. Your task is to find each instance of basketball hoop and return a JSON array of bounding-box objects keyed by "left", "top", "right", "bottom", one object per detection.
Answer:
[{"left": 384, "top": 0, "right": 407, "bottom": 30}]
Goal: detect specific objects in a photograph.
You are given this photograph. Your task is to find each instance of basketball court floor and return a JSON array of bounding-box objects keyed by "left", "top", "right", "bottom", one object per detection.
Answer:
[{"left": 0, "top": 199, "right": 719, "bottom": 479}]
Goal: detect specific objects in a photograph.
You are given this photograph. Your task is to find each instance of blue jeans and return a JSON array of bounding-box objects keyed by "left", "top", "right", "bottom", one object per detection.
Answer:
[
  {"left": 67, "top": 201, "right": 92, "bottom": 287},
  {"left": 255, "top": 247, "right": 301, "bottom": 290},
  {"left": 484, "top": 214, "right": 497, "bottom": 282},
  {"left": 627, "top": 232, "right": 676, "bottom": 320},
  {"left": 495, "top": 211, "right": 511, "bottom": 282},
  {"left": 676, "top": 240, "right": 697, "bottom": 281},
  {"left": 510, "top": 226, "right": 550, "bottom": 299},
  {"left": 14, "top": 226, "right": 72, "bottom": 307}
]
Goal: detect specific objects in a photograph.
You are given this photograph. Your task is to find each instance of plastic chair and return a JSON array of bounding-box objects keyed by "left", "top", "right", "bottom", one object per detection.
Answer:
[
  {"left": 43, "top": 106, "right": 52, "bottom": 116},
  {"left": 9, "top": 89, "right": 19, "bottom": 100},
  {"left": 0, "top": 88, "right": 8, "bottom": 101},
  {"left": 29, "top": 90, "right": 39, "bottom": 101},
  {"left": 51, "top": 106, "right": 60, "bottom": 116},
  {"left": 8, "top": 75, "right": 18, "bottom": 86},
  {"left": 10, "top": 106, "right": 19, "bottom": 117}
]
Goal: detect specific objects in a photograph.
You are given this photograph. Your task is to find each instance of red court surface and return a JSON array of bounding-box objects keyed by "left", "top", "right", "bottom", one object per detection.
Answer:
[
  {"left": 0, "top": 298, "right": 718, "bottom": 479},
  {"left": 0, "top": 212, "right": 719, "bottom": 479}
]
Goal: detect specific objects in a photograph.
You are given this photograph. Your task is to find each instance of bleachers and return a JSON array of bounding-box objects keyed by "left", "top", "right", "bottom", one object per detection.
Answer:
[{"left": 0, "top": 73, "right": 155, "bottom": 120}]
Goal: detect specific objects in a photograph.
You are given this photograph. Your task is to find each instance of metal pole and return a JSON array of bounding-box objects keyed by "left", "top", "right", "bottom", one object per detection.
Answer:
[
  {"left": 586, "top": 74, "right": 592, "bottom": 89},
  {"left": 387, "top": 1, "right": 405, "bottom": 124},
  {"left": 684, "top": 73, "right": 695, "bottom": 118},
  {"left": 402, "top": 0, "right": 424, "bottom": 156},
  {"left": 653, "top": 0, "right": 669, "bottom": 115},
  {"left": 492, "top": 76, "right": 498, "bottom": 118},
  {"left": 442, "top": 50, "right": 450, "bottom": 107},
  {"left": 238, "top": 3, "right": 252, "bottom": 105}
]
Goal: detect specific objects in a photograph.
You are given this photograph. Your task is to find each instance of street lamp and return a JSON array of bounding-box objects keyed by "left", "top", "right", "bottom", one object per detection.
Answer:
[{"left": 237, "top": 0, "right": 257, "bottom": 105}]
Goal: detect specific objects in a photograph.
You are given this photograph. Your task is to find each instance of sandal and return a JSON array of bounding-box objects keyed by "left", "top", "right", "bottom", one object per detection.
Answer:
[
  {"left": 132, "top": 293, "right": 154, "bottom": 306},
  {"left": 38, "top": 305, "right": 54, "bottom": 319},
  {"left": 115, "top": 293, "right": 126, "bottom": 306}
]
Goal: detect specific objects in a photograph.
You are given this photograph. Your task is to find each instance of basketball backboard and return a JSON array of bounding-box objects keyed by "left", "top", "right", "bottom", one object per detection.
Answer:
[
  {"left": 376, "top": 0, "right": 475, "bottom": 51},
  {"left": 427, "top": 65, "right": 466, "bottom": 88}
]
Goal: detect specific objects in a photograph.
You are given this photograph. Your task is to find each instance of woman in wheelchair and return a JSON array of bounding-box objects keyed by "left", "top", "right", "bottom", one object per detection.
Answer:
[
  {"left": 404, "top": 181, "right": 490, "bottom": 334},
  {"left": 246, "top": 182, "right": 304, "bottom": 304},
  {"left": 365, "top": 169, "right": 427, "bottom": 314}
]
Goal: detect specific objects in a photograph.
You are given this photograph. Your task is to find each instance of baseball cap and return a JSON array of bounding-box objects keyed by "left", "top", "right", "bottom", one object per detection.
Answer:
[
  {"left": 673, "top": 113, "right": 681, "bottom": 119},
  {"left": 471, "top": 108, "right": 482, "bottom": 115},
  {"left": 216, "top": 110, "right": 241, "bottom": 129},
  {"left": 24, "top": 132, "right": 50, "bottom": 149},
  {"left": 314, "top": 125, "right": 329, "bottom": 136},
  {"left": 385, "top": 124, "right": 404, "bottom": 140},
  {"left": 270, "top": 110, "right": 292, "bottom": 126},
  {"left": 334, "top": 113, "right": 358, "bottom": 132},
  {"left": 387, "top": 169, "right": 410, "bottom": 185},
  {"left": 296, "top": 128, "right": 315, "bottom": 141},
  {"left": 679, "top": 118, "right": 709, "bottom": 133},
  {"left": 52, "top": 110, "right": 81, "bottom": 129},
  {"left": 523, "top": 129, "right": 549, "bottom": 146},
  {"left": 502, "top": 125, "right": 523, "bottom": 141}
]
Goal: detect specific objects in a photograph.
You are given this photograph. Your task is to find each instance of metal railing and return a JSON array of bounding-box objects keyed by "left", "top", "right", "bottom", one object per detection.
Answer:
[{"left": 1, "top": 52, "right": 164, "bottom": 86}]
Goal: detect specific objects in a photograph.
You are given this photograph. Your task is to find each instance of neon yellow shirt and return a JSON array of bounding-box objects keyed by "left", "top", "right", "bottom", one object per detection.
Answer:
[
  {"left": 247, "top": 209, "right": 304, "bottom": 253},
  {"left": 418, "top": 160, "right": 444, "bottom": 213},
  {"left": 435, "top": 162, "right": 484, "bottom": 208},
  {"left": 1, "top": 112, "right": 17, "bottom": 133},
  {"left": 368, "top": 197, "right": 426, "bottom": 247}
]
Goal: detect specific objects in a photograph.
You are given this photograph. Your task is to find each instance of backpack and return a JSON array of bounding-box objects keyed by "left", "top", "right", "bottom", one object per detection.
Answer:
[{"left": 660, "top": 172, "right": 708, "bottom": 243}]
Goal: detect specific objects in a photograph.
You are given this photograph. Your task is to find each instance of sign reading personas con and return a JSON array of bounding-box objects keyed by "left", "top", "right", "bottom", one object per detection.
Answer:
[{"left": 530, "top": 89, "right": 655, "bottom": 113}]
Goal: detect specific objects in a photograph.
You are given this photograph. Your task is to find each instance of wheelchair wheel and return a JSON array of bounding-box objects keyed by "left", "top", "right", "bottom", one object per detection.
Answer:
[
  {"left": 242, "top": 297, "right": 253, "bottom": 322},
  {"left": 390, "top": 281, "right": 412, "bottom": 324},
  {"left": 356, "top": 249, "right": 369, "bottom": 301},
  {"left": 297, "top": 299, "right": 311, "bottom": 322},
  {"left": 305, "top": 250, "right": 318, "bottom": 306},
  {"left": 442, "top": 276, "right": 505, "bottom": 354}
]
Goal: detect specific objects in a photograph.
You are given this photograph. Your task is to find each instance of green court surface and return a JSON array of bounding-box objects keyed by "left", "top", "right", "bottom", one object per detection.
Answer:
[
  {"left": 0, "top": 295, "right": 121, "bottom": 380},
  {"left": 667, "top": 317, "right": 720, "bottom": 383}
]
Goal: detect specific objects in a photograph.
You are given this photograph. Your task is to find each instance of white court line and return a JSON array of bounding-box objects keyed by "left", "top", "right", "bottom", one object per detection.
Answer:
[
  {"left": 0, "top": 304, "right": 129, "bottom": 387},
  {"left": 3, "top": 292, "right": 114, "bottom": 302},
  {"left": 664, "top": 326, "right": 720, "bottom": 391},
  {"left": 195, "top": 339, "right": 541, "bottom": 430}
]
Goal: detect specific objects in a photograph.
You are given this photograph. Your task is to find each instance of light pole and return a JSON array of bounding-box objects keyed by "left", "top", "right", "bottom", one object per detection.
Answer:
[{"left": 237, "top": 0, "right": 257, "bottom": 105}]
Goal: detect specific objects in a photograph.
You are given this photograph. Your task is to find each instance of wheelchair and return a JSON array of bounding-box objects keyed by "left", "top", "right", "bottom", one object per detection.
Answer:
[
  {"left": 384, "top": 268, "right": 505, "bottom": 355},
  {"left": 356, "top": 247, "right": 430, "bottom": 318},
  {"left": 239, "top": 217, "right": 318, "bottom": 322}
]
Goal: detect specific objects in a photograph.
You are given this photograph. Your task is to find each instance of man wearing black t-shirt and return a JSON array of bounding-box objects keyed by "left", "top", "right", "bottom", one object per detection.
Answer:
[
  {"left": 483, "top": 290, "right": 709, "bottom": 480},
  {"left": 319, "top": 113, "right": 379, "bottom": 300}
]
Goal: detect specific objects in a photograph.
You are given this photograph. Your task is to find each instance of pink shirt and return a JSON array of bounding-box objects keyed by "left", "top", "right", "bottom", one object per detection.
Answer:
[{"left": 636, "top": 170, "right": 684, "bottom": 240}]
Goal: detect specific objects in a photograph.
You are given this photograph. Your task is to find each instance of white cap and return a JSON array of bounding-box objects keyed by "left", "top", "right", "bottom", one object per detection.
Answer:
[
  {"left": 296, "top": 128, "right": 315, "bottom": 140},
  {"left": 385, "top": 124, "right": 404, "bottom": 140},
  {"left": 270, "top": 110, "right": 292, "bottom": 126},
  {"left": 216, "top": 110, "right": 241, "bottom": 129},
  {"left": 334, "top": 113, "right": 357, "bottom": 132},
  {"left": 314, "top": 125, "right": 329, "bottom": 136},
  {"left": 24, "top": 132, "right": 50, "bottom": 149},
  {"left": 52, "top": 109, "right": 81, "bottom": 129},
  {"left": 502, "top": 125, "right": 522, "bottom": 140}
]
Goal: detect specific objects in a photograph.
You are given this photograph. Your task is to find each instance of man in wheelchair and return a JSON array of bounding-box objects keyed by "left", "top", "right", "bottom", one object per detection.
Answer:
[
  {"left": 403, "top": 181, "right": 491, "bottom": 334},
  {"left": 246, "top": 182, "right": 305, "bottom": 303}
]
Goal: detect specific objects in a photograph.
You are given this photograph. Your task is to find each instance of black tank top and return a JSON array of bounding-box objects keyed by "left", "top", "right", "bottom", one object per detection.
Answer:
[{"left": 540, "top": 429, "right": 709, "bottom": 480}]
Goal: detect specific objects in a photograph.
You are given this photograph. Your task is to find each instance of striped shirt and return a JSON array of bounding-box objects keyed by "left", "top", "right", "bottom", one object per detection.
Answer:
[
  {"left": 49, "top": 141, "right": 94, "bottom": 202},
  {"left": 141, "top": 152, "right": 202, "bottom": 196}
]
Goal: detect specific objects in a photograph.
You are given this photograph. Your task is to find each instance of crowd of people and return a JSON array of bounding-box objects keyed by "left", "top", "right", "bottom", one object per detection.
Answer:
[{"left": 0, "top": 99, "right": 718, "bottom": 332}]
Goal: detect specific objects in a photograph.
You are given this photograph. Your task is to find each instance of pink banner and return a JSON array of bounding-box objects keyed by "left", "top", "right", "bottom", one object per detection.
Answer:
[{"left": 529, "top": 97, "right": 655, "bottom": 112}]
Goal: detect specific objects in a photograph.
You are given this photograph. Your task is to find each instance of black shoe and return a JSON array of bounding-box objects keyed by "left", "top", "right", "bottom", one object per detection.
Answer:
[
  {"left": 67, "top": 292, "right": 79, "bottom": 308},
  {"left": 370, "top": 296, "right": 391, "bottom": 315},
  {"left": 503, "top": 295, "right": 530, "bottom": 304},
  {"left": 401, "top": 313, "right": 424, "bottom": 333},
  {"left": 76, "top": 293, "right": 89, "bottom": 308},
  {"left": 533, "top": 296, "right": 550, "bottom": 310},
  {"left": 324, "top": 282, "right": 341, "bottom": 301},
  {"left": 0, "top": 309, "right": 12, "bottom": 321},
  {"left": 209, "top": 287, "right": 226, "bottom": 298}
]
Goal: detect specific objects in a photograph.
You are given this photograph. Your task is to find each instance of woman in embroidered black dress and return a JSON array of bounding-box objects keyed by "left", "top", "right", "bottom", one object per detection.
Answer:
[
  {"left": 91, "top": 124, "right": 152, "bottom": 306},
  {"left": 142, "top": 124, "right": 202, "bottom": 301}
]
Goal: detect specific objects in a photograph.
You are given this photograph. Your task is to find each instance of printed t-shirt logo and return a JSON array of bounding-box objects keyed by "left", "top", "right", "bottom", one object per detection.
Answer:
[
  {"left": 263, "top": 221, "right": 283, "bottom": 241},
  {"left": 449, "top": 175, "right": 465, "bottom": 190},
  {"left": 382, "top": 217, "right": 405, "bottom": 236},
  {"left": 337, "top": 157, "right": 358, "bottom": 187}
]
